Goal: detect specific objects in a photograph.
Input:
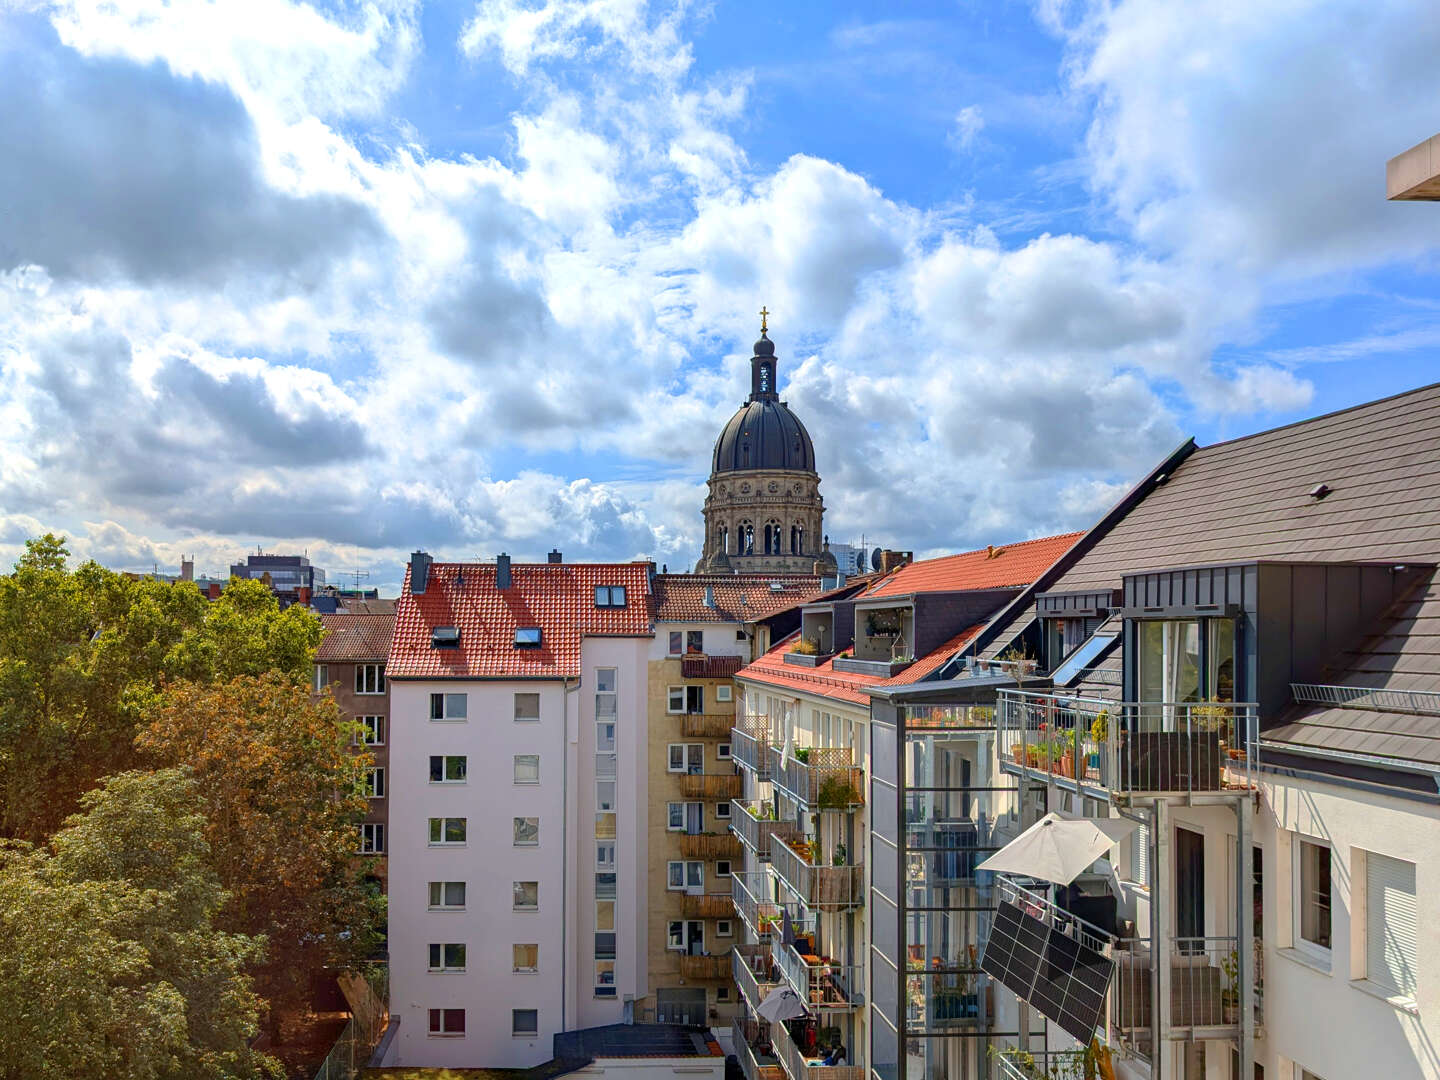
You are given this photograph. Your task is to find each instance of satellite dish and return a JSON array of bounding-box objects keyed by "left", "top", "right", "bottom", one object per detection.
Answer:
[{"left": 871, "top": 547, "right": 884, "bottom": 572}]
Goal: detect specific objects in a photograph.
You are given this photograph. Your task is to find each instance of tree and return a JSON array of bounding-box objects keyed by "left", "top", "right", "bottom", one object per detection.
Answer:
[
  {"left": 0, "top": 536, "right": 323, "bottom": 840},
  {"left": 0, "top": 769, "right": 280, "bottom": 1080},
  {"left": 137, "top": 674, "right": 380, "bottom": 1030}
]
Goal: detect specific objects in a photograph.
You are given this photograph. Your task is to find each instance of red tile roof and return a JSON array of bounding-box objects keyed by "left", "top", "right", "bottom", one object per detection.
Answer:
[
  {"left": 861, "top": 533, "right": 1083, "bottom": 599},
  {"left": 317, "top": 613, "right": 395, "bottom": 662},
  {"left": 652, "top": 574, "right": 824, "bottom": 623},
  {"left": 736, "top": 633, "right": 884, "bottom": 706},
  {"left": 388, "top": 562, "right": 652, "bottom": 679},
  {"left": 877, "top": 626, "right": 985, "bottom": 686}
]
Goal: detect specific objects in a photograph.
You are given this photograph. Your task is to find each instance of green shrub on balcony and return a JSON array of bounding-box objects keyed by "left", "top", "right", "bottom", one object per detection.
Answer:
[{"left": 818, "top": 775, "right": 860, "bottom": 809}]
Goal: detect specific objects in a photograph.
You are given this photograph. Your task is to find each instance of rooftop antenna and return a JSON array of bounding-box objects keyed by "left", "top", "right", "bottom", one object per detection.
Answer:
[{"left": 348, "top": 548, "right": 370, "bottom": 591}]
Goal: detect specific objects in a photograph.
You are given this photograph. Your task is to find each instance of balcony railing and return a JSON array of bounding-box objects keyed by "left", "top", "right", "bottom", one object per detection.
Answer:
[
  {"left": 768, "top": 745, "right": 864, "bottom": 810},
  {"left": 773, "top": 940, "right": 863, "bottom": 1011},
  {"left": 681, "top": 891, "right": 736, "bottom": 919},
  {"left": 771, "top": 835, "right": 864, "bottom": 910},
  {"left": 681, "top": 772, "right": 744, "bottom": 800},
  {"left": 997, "top": 689, "right": 1257, "bottom": 797},
  {"left": 993, "top": 1050, "right": 1088, "bottom": 1080},
  {"left": 731, "top": 801, "right": 805, "bottom": 860},
  {"left": 682, "top": 713, "right": 736, "bottom": 738},
  {"left": 733, "top": 943, "right": 780, "bottom": 1008},
  {"left": 731, "top": 718, "right": 773, "bottom": 779},
  {"left": 771, "top": 1016, "right": 863, "bottom": 1080},
  {"left": 905, "top": 818, "right": 992, "bottom": 886},
  {"left": 678, "top": 953, "right": 731, "bottom": 980},
  {"left": 733, "top": 1018, "right": 785, "bottom": 1080},
  {"left": 732, "top": 872, "right": 783, "bottom": 938},
  {"left": 680, "top": 832, "right": 744, "bottom": 860}
]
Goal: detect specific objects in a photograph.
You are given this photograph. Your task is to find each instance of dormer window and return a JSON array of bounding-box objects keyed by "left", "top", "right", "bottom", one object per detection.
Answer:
[
  {"left": 431, "top": 626, "right": 461, "bottom": 649},
  {"left": 514, "top": 627, "right": 542, "bottom": 648},
  {"left": 594, "top": 586, "right": 627, "bottom": 608}
]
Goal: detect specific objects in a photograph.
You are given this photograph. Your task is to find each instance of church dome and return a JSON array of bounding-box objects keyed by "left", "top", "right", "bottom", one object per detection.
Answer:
[{"left": 711, "top": 398, "right": 816, "bottom": 474}]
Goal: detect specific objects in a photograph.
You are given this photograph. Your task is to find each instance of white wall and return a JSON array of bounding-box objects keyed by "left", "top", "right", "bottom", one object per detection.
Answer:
[{"left": 648, "top": 620, "right": 752, "bottom": 662}]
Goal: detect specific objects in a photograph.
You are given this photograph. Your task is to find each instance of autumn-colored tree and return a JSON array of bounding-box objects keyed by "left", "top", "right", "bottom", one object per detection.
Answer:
[
  {"left": 0, "top": 535, "right": 322, "bottom": 839},
  {"left": 0, "top": 769, "right": 280, "bottom": 1080},
  {"left": 138, "top": 674, "right": 380, "bottom": 1030}
]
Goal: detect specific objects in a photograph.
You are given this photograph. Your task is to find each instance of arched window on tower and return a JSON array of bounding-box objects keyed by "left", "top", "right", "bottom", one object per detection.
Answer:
[
  {"left": 764, "top": 519, "right": 782, "bottom": 555},
  {"left": 717, "top": 526, "right": 729, "bottom": 554},
  {"left": 739, "top": 520, "right": 755, "bottom": 556},
  {"left": 791, "top": 525, "right": 804, "bottom": 555}
]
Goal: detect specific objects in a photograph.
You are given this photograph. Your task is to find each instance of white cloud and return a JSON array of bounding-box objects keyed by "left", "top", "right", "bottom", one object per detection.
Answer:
[{"left": 948, "top": 104, "right": 985, "bottom": 151}]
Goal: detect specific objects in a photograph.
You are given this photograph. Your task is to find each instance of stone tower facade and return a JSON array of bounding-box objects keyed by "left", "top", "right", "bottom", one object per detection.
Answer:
[{"left": 696, "top": 329, "right": 835, "bottom": 575}]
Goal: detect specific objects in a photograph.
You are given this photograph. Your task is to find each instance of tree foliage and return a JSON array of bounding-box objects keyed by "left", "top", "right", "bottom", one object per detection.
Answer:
[
  {"left": 0, "top": 535, "right": 322, "bottom": 839},
  {"left": 138, "top": 674, "right": 380, "bottom": 1025},
  {"left": 0, "top": 769, "right": 281, "bottom": 1080}
]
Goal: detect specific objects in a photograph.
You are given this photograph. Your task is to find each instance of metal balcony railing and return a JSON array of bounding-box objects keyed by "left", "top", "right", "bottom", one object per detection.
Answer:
[
  {"left": 732, "top": 872, "right": 783, "bottom": 938},
  {"left": 733, "top": 943, "right": 780, "bottom": 1008},
  {"left": 1291, "top": 682, "right": 1440, "bottom": 716},
  {"left": 771, "top": 835, "right": 864, "bottom": 910},
  {"left": 732, "top": 1018, "right": 785, "bottom": 1080},
  {"left": 771, "top": 1016, "right": 862, "bottom": 1080},
  {"left": 993, "top": 1050, "right": 1088, "bottom": 1080},
  {"left": 773, "top": 940, "right": 863, "bottom": 1011},
  {"left": 681, "top": 773, "right": 745, "bottom": 800},
  {"left": 731, "top": 801, "right": 805, "bottom": 861},
  {"left": 732, "top": 719, "right": 773, "bottom": 779},
  {"left": 680, "top": 891, "right": 735, "bottom": 919},
  {"left": 678, "top": 953, "right": 731, "bottom": 980},
  {"left": 679, "top": 832, "right": 743, "bottom": 860},
  {"left": 996, "top": 689, "right": 1257, "bottom": 797},
  {"left": 767, "top": 745, "right": 864, "bottom": 810}
]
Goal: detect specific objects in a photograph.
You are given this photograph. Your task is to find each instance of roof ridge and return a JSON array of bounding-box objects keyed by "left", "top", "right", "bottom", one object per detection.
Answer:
[{"left": 1198, "top": 381, "right": 1440, "bottom": 452}]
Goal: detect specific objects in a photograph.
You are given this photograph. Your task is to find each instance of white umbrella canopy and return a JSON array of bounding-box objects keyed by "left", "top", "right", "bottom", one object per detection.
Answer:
[
  {"left": 976, "top": 812, "right": 1136, "bottom": 886},
  {"left": 755, "top": 987, "right": 809, "bottom": 1023}
]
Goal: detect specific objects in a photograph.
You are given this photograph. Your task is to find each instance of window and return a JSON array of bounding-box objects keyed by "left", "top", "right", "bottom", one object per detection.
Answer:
[
  {"left": 667, "top": 920, "right": 684, "bottom": 949},
  {"left": 596, "top": 900, "right": 615, "bottom": 930},
  {"left": 717, "top": 742, "right": 732, "bottom": 760},
  {"left": 715, "top": 800, "right": 731, "bottom": 820},
  {"left": 667, "top": 802, "right": 702, "bottom": 832},
  {"left": 596, "top": 781, "right": 616, "bottom": 810},
  {"left": 355, "top": 715, "right": 385, "bottom": 745},
  {"left": 667, "top": 687, "right": 686, "bottom": 714},
  {"left": 717, "top": 919, "right": 733, "bottom": 937},
  {"left": 594, "top": 932, "right": 616, "bottom": 961},
  {"left": 667, "top": 743, "right": 704, "bottom": 773},
  {"left": 594, "top": 585, "right": 627, "bottom": 607},
  {"left": 667, "top": 861, "right": 703, "bottom": 890},
  {"left": 514, "top": 693, "right": 541, "bottom": 721},
  {"left": 514, "top": 627, "right": 542, "bottom": 648},
  {"left": 513, "top": 817, "right": 540, "bottom": 846},
  {"left": 431, "top": 626, "right": 461, "bottom": 648},
  {"left": 686, "top": 685, "right": 704, "bottom": 713},
  {"left": 596, "top": 753, "right": 617, "bottom": 779},
  {"left": 716, "top": 684, "right": 732, "bottom": 702},
  {"left": 597, "top": 721, "right": 615, "bottom": 751},
  {"left": 596, "top": 843, "right": 615, "bottom": 868},
  {"left": 428, "top": 881, "right": 466, "bottom": 910},
  {"left": 1297, "top": 838, "right": 1332, "bottom": 955},
  {"left": 366, "top": 767, "right": 385, "bottom": 799},
  {"left": 514, "top": 754, "right": 540, "bottom": 784},
  {"left": 716, "top": 860, "right": 732, "bottom": 877},
  {"left": 312, "top": 664, "right": 329, "bottom": 692},
  {"left": 512, "top": 1009, "right": 539, "bottom": 1037},
  {"left": 595, "top": 872, "right": 617, "bottom": 899},
  {"left": 513, "top": 944, "right": 539, "bottom": 973},
  {"left": 430, "top": 755, "right": 467, "bottom": 783},
  {"left": 596, "top": 668, "right": 617, "bottom": 692},
  {"left": 596, "top": 668, "right": 617, "bottom": 721},
  {"left": 429, "top": 692, "right": 467, "bottom": 721},
  {"left": 717, "top": 986, "right": 730, "bottom": 1001},
  {"left": 355, "top": 664, "right": 385, "bottom": 694},
  {"left": 595, "top": 812, "right": 616, "bottom": 839},
  {"left": 595, "top": 962, "right": 616, "bottom": 996},
  {"left": 686, "top": 630, "right": 704, "bottom": 654},
  {"left": 1130, "top": 823, "right": 1150, "bottom": 886},
  {"left": 359, "top": 823, "right": 385, "bottom": 854},
  {"left": 1365, "top": 851, "right": 1417, "bottom": 998},
  {"left": 428, "top": 817, "right": 467, "bottom": 845},
  {"left": 1136, "top": 618, "right": 1236, "bottom": 704},
  {"left": 428, "top": 943, "right": 466, "bottom": 972},
  {"left": 428, "top": 1008, "right": 465, "bottom": 1036},
  {"left": 669, "top": 631, "right": 683, "bottom": 656},
  {"left": 513, "top": 881, "right": 538, "bottom": 910}
]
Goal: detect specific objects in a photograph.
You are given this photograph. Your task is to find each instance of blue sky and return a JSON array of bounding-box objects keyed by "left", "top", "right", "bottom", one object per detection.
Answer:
[{"left": 2, "top": 0, "right": 1440, "bottom": 593}]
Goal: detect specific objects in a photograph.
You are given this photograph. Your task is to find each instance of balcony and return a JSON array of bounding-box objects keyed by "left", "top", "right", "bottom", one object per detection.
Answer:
[
  {"left": 733, "top": 943, "right": 781, "bottom": 1008},
  {"left": 680, "top": 891, "right": 735, "bottom": 919},
  {"left": 732, "top": 1018, "right": 785, "bottom": 1080},
  {"left": 680, "top": 832, "right": 743, "bottom": 860},
  {"left": 997, "top": 689, "right": 1256, "bottom": 799},
  {"left": 767, "top": 745, "right": 864, "bottom": 811},
  {"left": 732, "top": 872, "right": 783, "bottom": 938},
  {"left": 993, "top": 1050, "right": 1088, "bottom": 1080},
  {"left": 731, "top": 718, "right": 772, "bottom": 779},
  {"left": 681, "top": 772, "right": 744, "bottom": 800},
  {"left": 773, "top": 939, "right": 863, "bottom": 1011},
  {"left": 682, "top": 713, "right": 735, "bottom": 738},
  {"left": 679, "top": 953, "right": 731, "bottom": 980},
  {"left": 731, "top": 801, "right": 805, "bottom": 861},
  {"left": 771, "top": 1015, "right": 863, "bottom": 1080},
  {"left": 771, "top": 835, "right": 864, "bottom": 911}
]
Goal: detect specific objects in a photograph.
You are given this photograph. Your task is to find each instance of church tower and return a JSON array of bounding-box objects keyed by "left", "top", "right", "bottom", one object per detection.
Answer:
[{"left": 696, "top": 316, "right": 835, "bottom": 574}]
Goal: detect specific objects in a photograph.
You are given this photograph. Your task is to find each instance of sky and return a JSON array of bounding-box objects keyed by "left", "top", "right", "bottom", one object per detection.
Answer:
[{"left": 3, "top": 0, "right": 1440, "bottom": 594}]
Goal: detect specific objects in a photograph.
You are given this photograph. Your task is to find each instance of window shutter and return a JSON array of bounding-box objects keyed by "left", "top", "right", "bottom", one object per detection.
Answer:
[
  {"left": 1131, "top": 823, "right": 1150, "bottom": 886},
  {"left": 1367, "top": 852, "right": 1417, "bottom": 997}
]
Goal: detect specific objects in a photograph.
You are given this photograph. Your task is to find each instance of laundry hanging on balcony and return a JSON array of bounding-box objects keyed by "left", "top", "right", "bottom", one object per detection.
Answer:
[{"left": 976, "top": 812, "right": 1135, "bottom": 886}]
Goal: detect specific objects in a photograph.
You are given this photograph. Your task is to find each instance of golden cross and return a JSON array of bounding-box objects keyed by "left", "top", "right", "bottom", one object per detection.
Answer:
[{"left": 759, "top": 306, "right": 770, "bottom": 333}]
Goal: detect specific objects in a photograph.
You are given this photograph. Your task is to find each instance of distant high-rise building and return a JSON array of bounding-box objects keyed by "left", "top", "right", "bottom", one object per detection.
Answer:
[{"left": 229, "top": 552, "right": 326, "bottom": 605}]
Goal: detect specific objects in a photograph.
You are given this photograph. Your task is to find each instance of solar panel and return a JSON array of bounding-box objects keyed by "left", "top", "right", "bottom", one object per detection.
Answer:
[{"left": 980, "top": 900, "right": 1115, "bottom": 1043}]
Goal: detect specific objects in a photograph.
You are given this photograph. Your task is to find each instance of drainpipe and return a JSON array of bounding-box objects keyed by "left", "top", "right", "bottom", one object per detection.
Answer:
[
  {"left": 563, "top": 674, "right": 582, "bottom": 1034},
  {"left": 1237, "top": 794, "right": 1255, "bottom": 1079},
  {"left": 1153, "top": 800, "right": 1171, "bottom": 1079}
]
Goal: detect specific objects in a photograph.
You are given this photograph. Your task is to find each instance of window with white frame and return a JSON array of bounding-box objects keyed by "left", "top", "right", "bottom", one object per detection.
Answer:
[
  {"left": 667, "top": 920, "right": 685, "bottom": 949},
  {"left": 669, "top": 631, "right": 683, "bottom": 655},
  {"left": 595, "top": 961, "right": 616, "bottom": 996},
  {"left": 595, "top": 932, "right": 616, "bottom": 960},
  {"left": 594, "top": 585, "right": 627, "bottom": 608},
  {"left": 667, "top": 743, "right": 704, "bottom": 773},
  {"left": 686, "top": 630, "right": 703, "bottom": 654},
  {"left": 355, "top": 715, "right": 385, "bottom": 745},
  {"left": 596, "top": 753, "right": 617, "bottom": 779},
  {"left": 717, "top": 742, "right": 732, "bottom": 760},
  {"left": 596, "top": 781, "right": 616, "bottom": 811},
  {"left": 428, "top": 817, "right": 467, "bottom": 845},
  {"left": 595, "top": 668, "right": 617, "bottom": 720},
  {"left": 667, "top": 686, "right": 686, "bottom": 714},
  {"left": 716, "top": 685, "right": 732, "bottom": 702},
  {"left": 1296, "top": 838, "right": 1332, "bottom": 955},
  {"left": 595, "top": 872, "right": 617, "bottom": 899},
  {"left": 1364, "top": 850, "right": 1417, "bottom": 998},
  {"left": 514, "top": 693, "right": 540, "bottom": 721},
  {"left": 717, "top": 919, "right": 733, "bottom": 937},
  {"left": 667, "top": 802, "right": 703, "bottom": 832},
  {"left": 428, "top": 1008, "right": 465, "bottom": 1036},
  {"left": 597, "top": 721, "right": 615, "bottom": 751},
  {"left": 596, "top": 843, "right": 615, "bottom": 868},
  {"left": 514, "top": 754, "right": 540, "bottom": 784},
  {"left": 366, "top": 767, "right": 385, "bottom": 799},
  {"left": 312, "top": 664, "right": 329, "bottom": 692},
  {"left": 359, "top": 823, "right": 385, "bottom": 854},
  {"left": 513, "top": 817, "right": 539, "bottom": 846},
  {"left": 429, "top": 755, "right": 467, "bottom": 783},
  {"left": 717, "top": 986, "right": 730, "bottom": 1001},
  {"left": 685, "top": 685, "right": 704, "bottom": 713},
  {"left": 513, "top": 943, "right": 539, "bottom": 972},
  {"left": 355, "top": 664, "right": 385, "bottom": 694},
  {"left": 715, "top": 800, "right": 731, "bottom": 820},
  {"left": 716, "top": 860, "right": 732, "bottom": 877},
  {"left": 429, "top": 692, "right": 467, "bottom": 721},
  {"left": 428, "top": 881, "right": 465, "bottom": 910},
  {"left": 596, "top": 900, "right": 614, "bottom": 930},
  {"left": 512, "top": 1009, "right": 539, "bottom": 1036},
  {"left": 666, "top": 860, "right": 703, "bottom": 890},
  {"left": 428, "top": 943, "right": 466, "bottom": 972},
  {"left": 513, "top": 881, "right": 538, "bottom": 910}
]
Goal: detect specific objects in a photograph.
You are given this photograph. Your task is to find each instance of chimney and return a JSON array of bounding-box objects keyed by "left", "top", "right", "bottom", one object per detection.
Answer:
[
  {"left": 548, "top": 549, "right": 563, "bottom": 564},
  {"left": 496, "top": 553, "right": 512, "bottom": 590},
  {"left": 411, "top": 551, "right": 432, "bottom": 595},
  {"left": 704, "top": 585, "right": 716, "bottom": 608},
  {"left": 878, "top": 550, "right": 914, "bottom": 575}
]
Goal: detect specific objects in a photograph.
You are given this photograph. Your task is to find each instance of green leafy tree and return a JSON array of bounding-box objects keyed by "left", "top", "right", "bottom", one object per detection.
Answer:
[{"left": 0, "top": 769, "right": 280, "bottom": 1080}]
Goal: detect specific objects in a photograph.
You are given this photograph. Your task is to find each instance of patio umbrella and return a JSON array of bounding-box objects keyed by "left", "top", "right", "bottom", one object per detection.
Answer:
[
  {"left": 976, "top": 812, "right": 1136, "bottom": 886},
  {"left": 755, "top": 987, "right": 809, "bottom": 1023}
]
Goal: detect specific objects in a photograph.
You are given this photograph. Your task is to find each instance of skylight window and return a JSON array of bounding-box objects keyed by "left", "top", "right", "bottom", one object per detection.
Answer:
[
  {"left": 594, "top": 586, "right": 627, "bottom": 608},
  {"left": 514, "top": 627, "right": 543, "bottom": 648},
  {"left": 1050, "top": 633, "right": 1118, "bottom": 687},
  {"left": 431, "top": 626, "right": 461, "bottom": 649}
]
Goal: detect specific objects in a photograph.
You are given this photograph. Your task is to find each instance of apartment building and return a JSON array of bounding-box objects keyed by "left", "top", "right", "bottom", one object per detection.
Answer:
[
  {"left": 642, "top": 574, "right": 823, "bottom": 1027},
  {"left": 315, "top": 611, "right": 395, "bottom": 886},
  {"left": 381, "top": 552, "right": 654, "bottom": 1069}
]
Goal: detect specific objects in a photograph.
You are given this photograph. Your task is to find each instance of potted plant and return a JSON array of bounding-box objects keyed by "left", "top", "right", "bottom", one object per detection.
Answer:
[
  {"left": 794, "top": 746, "right": 811, "bottom": 764},
  {"left": 1221, "top": 948, "right": 1240, "bottom": 1024},
  {"left": 1057, "top": 729, "right": 1077, "bottom": 778},
  {"left": 832, "top": 841, "right": 847, "bottom": 866},
  {"left": 789, "top": 637, "right": 820, "bottom": 656},
  {"left": 818, "top": 775, "right": 861, "bottom": 809}
]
